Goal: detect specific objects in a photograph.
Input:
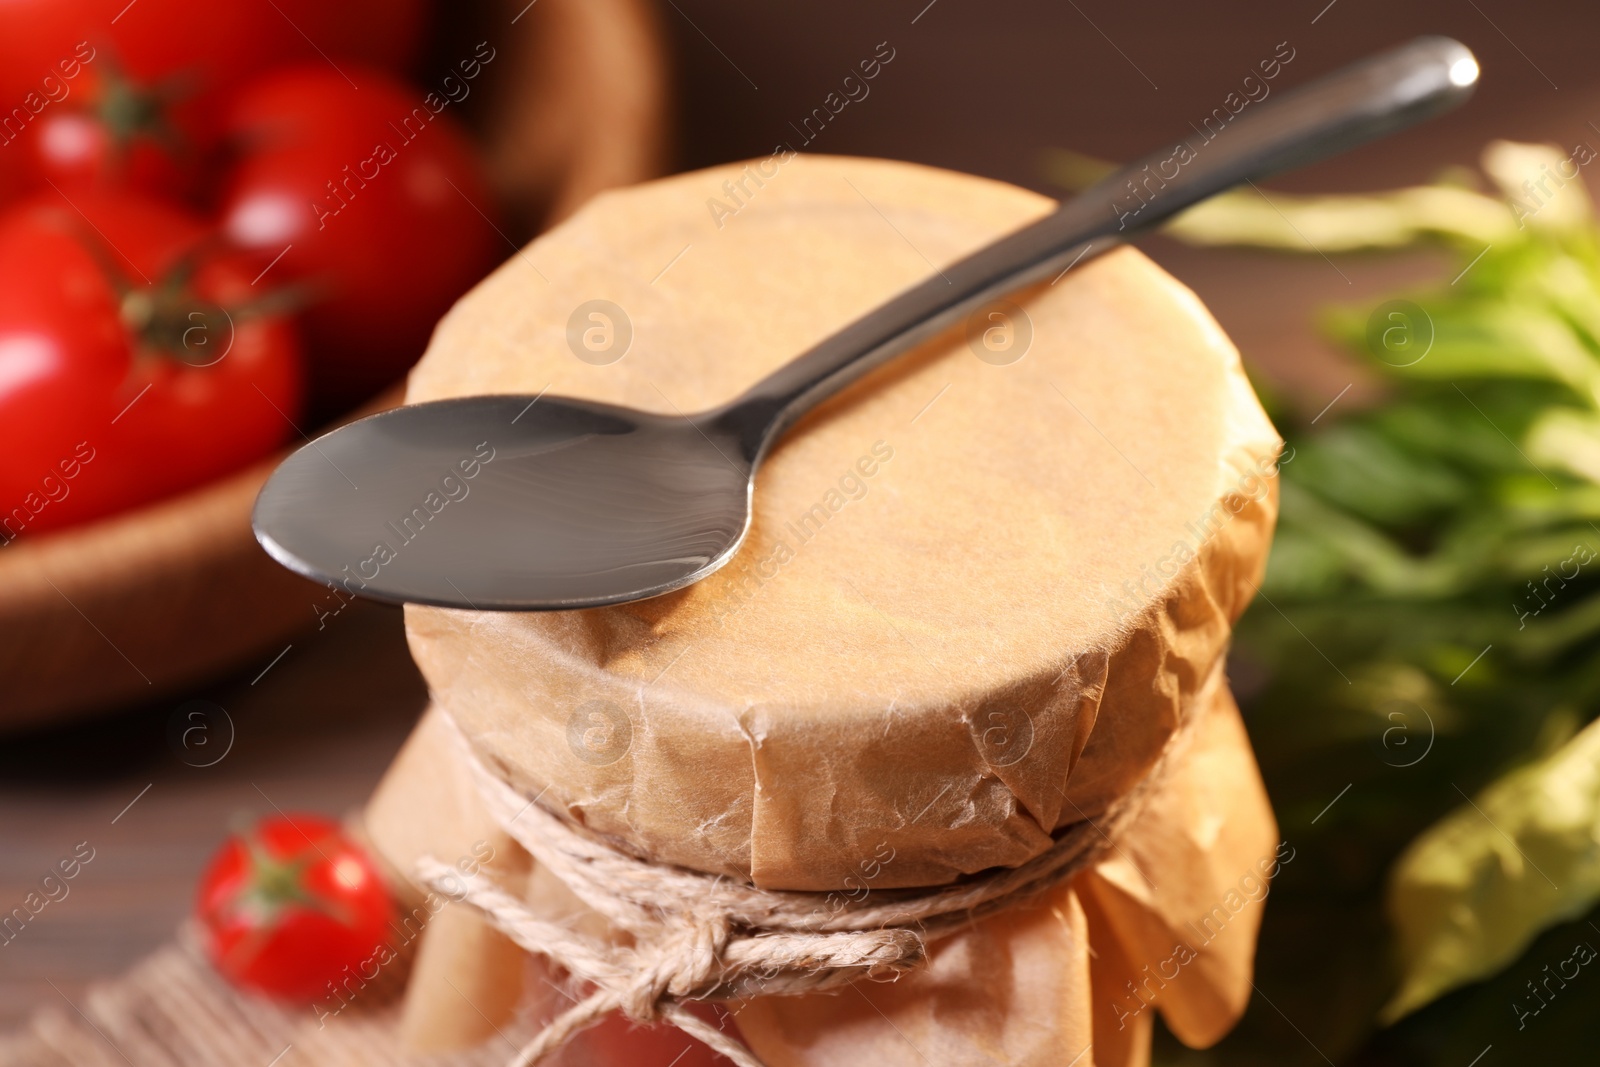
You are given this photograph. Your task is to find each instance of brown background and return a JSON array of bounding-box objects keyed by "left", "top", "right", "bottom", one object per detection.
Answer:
[{"left": 3, "top": 0, "right": 1595, "bottom": 1051}]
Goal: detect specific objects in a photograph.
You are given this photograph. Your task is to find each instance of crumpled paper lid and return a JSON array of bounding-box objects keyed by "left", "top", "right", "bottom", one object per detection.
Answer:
[
  {"left": 401, "top": 154, "right": 1280, "bottom": 891},
  {"left": 363, "top": 664, "right": 1281, "bottom": 1064}
]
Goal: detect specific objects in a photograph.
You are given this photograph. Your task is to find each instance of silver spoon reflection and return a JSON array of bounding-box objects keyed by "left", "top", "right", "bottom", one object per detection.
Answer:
[{"left": 254, "top": 37, "right": 1479, "bottom": 610}]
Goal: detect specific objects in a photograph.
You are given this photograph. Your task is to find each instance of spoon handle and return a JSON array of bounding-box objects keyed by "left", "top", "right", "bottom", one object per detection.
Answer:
[{"left": 724, "top": 35, "right": 1478, "bottom": 460}]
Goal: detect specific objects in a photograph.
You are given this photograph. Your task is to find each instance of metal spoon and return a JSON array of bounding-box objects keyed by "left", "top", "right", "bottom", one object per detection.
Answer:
[{"left": 253, "top": 36, "right": 1478, "bottom": 611}]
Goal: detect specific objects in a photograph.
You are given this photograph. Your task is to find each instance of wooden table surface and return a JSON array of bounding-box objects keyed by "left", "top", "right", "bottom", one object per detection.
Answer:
[
  {"left": 6, "top": 0, "right": 1599, "bottom": 1044},
  {"left": 0, "top": 602, "right": 427, "bottom": 1030}
]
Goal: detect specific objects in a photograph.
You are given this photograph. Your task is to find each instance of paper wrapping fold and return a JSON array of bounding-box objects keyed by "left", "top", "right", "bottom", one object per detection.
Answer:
[
  {"left": 397, "top": 154, "right": 1280, "bottom": 891},
  {"left": 361, "top": 154, "right": 1283, "bottom": 1059},
  {"left": 735, "top": 664, "right": 1276, "bottom": 1066},
  {"left": 365, "top": 666, "right": 1277, "bottom": 1063}
]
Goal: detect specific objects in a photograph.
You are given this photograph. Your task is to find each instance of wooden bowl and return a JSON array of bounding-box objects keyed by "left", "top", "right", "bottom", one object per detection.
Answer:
[{"left": 0, "top": 0, "right": 670, "bottom": 733}]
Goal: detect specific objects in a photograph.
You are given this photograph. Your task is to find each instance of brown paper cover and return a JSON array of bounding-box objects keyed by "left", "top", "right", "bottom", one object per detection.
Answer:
[{"left": 395, "top": 155, "right": 1279, "bottom": 892}]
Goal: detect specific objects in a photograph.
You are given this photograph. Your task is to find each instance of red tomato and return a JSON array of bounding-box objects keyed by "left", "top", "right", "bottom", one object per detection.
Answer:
[
  {"left": 0, "top": 190, "right": 302, "bottom": 538},
  {"left": 196, "top": 814, "right": 397, "bottom": 1002},
  {"left": 0, "top": 4, "right": 294, "bottom": 132},
  {"left": 275, "top": 0, "right": 429, "bottom": 75},
  {"left": 220, "top": 63, "right": 500, "bottom": 411},
  {"left": 0, "top": 2, "right": 426, "bottom": 201},
  {"left": 0, "top": 1, "right": 425, "bottom": 110},
  {"left": 0, "top": 145, "right": 27, "bottom": 204},
  {"left": 16, "top": 53, "right": 201, "bottom": 199}
]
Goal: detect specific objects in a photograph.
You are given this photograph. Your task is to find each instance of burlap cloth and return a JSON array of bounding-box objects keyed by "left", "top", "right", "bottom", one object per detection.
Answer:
[{"left": 5, "top": 156, "right": 1283, "bottom": 1066}]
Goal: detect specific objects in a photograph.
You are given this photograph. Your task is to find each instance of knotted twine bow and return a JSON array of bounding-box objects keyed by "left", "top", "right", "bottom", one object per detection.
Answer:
[{"left": 416, "top": 708, "right": 1192, "bottom": 1067}]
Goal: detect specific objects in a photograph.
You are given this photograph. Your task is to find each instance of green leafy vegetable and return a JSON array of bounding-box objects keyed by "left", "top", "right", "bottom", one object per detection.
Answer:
[
  {"left": 1052, "top": 139, "right": 1600, "bottom": 1063},
  {"left": 1042, "top": 147, "right": 1516, "bottom": 250},
  {"left": 1383, "top": 714, "right": 1600, "bottom": 1022}
]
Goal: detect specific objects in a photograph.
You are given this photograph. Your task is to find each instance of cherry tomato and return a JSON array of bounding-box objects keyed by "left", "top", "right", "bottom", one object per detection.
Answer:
[
  {"left": 196, "top": 813, "right": 398, "bottom": 1002},
  {"left": 220, "top": 63, "right": 499, "bottom": 411},
  {"left": 0, "top": 190, "right": 302, "bottom": 537}
]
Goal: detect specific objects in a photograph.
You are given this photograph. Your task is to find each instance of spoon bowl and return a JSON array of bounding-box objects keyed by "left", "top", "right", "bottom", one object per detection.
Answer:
[{"left": 253, "top": 395, "right": 754, "bottom": 609}]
